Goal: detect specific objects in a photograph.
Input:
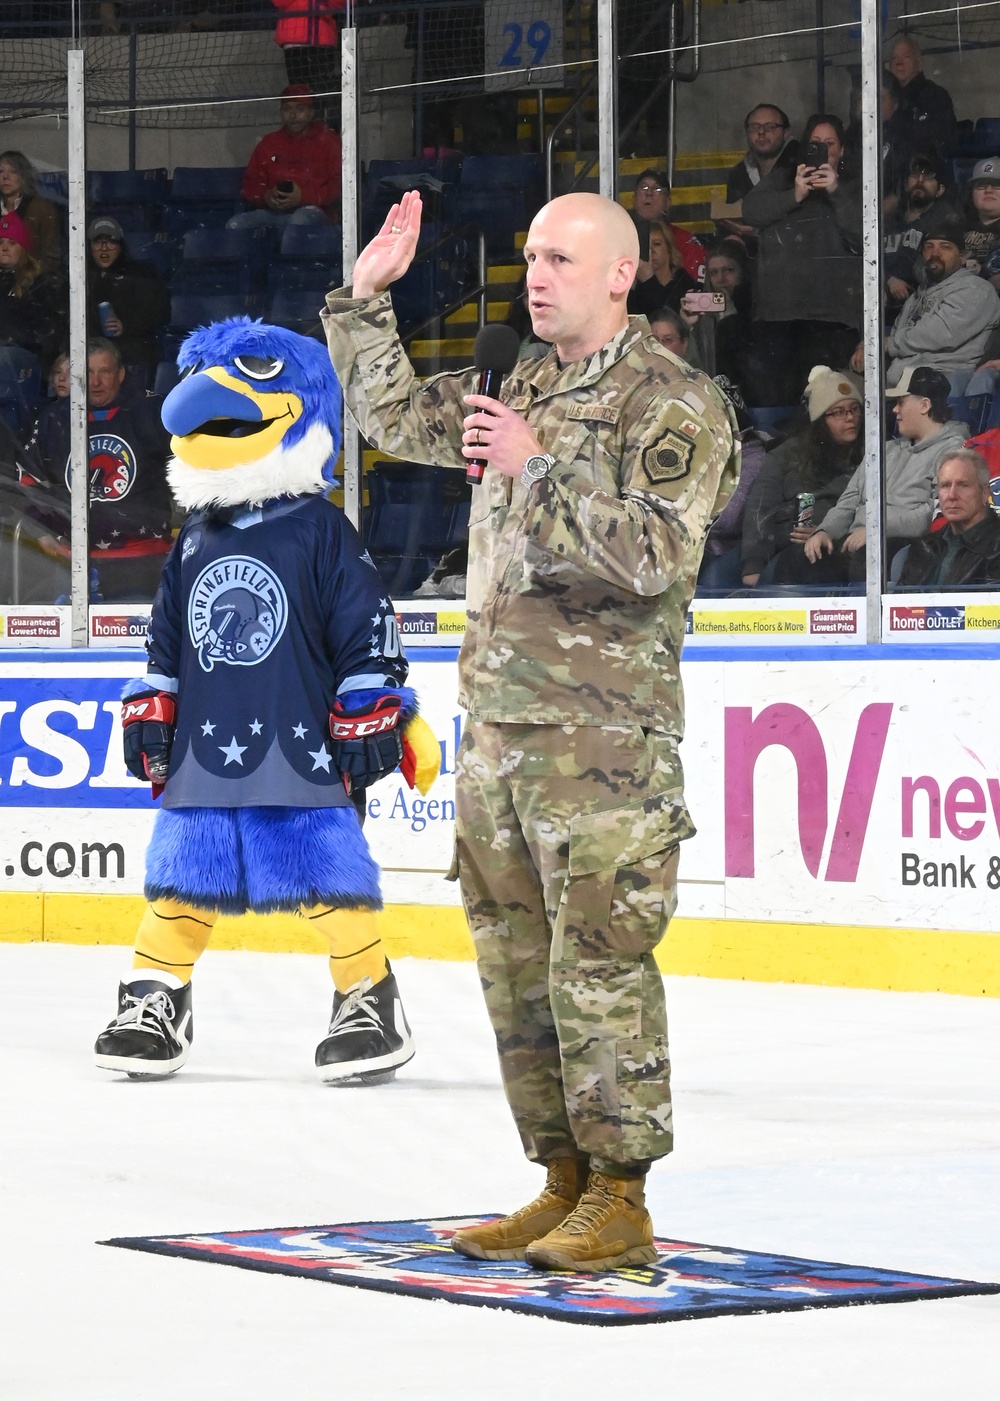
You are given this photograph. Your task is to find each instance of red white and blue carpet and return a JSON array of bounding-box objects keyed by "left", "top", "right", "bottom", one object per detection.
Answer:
[{"left": 102, "top": 1217, "right": 1000, "bottom": 1326}]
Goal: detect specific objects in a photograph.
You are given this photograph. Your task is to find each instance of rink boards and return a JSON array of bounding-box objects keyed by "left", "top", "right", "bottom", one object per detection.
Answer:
[{"left": 0, "top": 642, "right": 998, "bottom": 997}]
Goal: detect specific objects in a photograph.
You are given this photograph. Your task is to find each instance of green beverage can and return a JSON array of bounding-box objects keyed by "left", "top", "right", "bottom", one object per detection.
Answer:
[{"left": 796, "top": 492, "right": 815, "bottom": 527}]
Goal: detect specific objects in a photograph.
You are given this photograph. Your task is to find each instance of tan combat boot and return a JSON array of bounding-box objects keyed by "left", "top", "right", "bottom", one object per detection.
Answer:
[
  {"left": 523, "top": 1169, "right": 658, "bottom": 1272},
  {"left": 451, "top": 1157, "right": 588, "bottom": 1262}
]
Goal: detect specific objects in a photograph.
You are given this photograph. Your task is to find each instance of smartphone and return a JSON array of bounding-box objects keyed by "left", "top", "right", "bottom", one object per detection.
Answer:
[
  {"left": 682, "top": 291, "right": 726, "bottom": 314},
  {"left": 803, "top": 140, "right": 829, "bottom": 169},
  {"left": 276, "top": 180, "right": 294, "bottom": 194}
]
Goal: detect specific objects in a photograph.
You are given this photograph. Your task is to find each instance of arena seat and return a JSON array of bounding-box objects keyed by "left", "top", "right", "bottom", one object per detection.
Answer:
[{"left": 169, "top": 293, "right": 257, "bottom": 331}]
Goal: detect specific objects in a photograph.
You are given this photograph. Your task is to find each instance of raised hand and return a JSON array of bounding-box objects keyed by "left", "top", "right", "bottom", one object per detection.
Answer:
[{"left": 352, "top": 189, "right": 423, "bottom": 297}]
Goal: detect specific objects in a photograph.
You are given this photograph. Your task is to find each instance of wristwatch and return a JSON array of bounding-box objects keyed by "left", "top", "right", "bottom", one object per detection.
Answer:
[{"left": 520, "top": 452, "right": 555, "bottom": 488}]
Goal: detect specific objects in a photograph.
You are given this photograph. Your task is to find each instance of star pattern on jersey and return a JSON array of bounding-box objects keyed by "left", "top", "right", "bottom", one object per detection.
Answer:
[
  {"left": 308, "top": 745, "right": 332, "bottom": 772},
  {"left": 249, "top": 718, "right": 263, "bottom": 735},
  {"left": 201, "top": 719, "right": 215, "bottom": 736},
  {"left": 292, "top": 722, "right": 308, "bottom": 739},
  {"left": 219, "top": 736, "right": 247, "bottom": 766}
]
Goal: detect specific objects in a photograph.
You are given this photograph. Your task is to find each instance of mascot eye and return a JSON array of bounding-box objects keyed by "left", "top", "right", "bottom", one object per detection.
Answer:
[
  {"left": 178, "top": 360, "right": 202, "bottom": 380},
  {"left": 234, "top": 355, "right": 285, "bottom": 381}
]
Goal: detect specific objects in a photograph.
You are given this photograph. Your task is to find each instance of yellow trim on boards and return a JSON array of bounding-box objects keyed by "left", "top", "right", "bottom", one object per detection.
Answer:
[{"left": 2, "top": 894, "right": 998, "bottom": 997}]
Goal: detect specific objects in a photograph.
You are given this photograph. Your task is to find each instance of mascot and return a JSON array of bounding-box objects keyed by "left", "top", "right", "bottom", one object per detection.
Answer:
[{"left": 93, "top": 318, "right": 440, "bottom": 1085}]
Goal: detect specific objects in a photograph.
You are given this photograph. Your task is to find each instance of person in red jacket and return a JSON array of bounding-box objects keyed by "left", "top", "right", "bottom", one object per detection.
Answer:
[
  {"left": 272, "top": 0, "right": 345, "bottom": 126},
  {"left": 228, "top": 85, "right": 342, "bottom": 234}
]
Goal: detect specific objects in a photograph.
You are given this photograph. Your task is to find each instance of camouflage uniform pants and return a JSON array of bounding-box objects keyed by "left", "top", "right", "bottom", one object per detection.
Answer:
[{"left": 455, "top": 719, "right": 694, "bottom": 1173}]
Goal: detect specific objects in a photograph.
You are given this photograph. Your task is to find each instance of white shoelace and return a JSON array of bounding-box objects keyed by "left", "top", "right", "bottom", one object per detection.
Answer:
[
  {"left": 325, "top": 979, "right": 382, "bottom": 1040},
  {"left": 111, "top": 989, "right": 176, "bottom": 1038}
]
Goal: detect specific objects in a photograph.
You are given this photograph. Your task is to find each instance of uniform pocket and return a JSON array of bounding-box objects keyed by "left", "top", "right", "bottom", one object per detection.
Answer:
[
  {"left": 556, "top": 791, "right": 694, "bottom": 960},
  {"left": 616, "top": 1033, "right": 673, "bottom": 1160}
]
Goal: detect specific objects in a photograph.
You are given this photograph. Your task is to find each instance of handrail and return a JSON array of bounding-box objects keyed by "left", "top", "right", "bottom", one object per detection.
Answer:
[{"left": 399, "top": 222, "right": 488, "bottom": 347}]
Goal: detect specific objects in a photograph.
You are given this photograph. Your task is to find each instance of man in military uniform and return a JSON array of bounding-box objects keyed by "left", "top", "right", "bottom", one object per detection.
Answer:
[{"left": 322, "top": 190, "right": 738, "bottom": 1271}]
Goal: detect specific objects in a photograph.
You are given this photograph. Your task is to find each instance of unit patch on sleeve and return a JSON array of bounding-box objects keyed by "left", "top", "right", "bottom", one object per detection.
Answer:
[{"left": 642, "top": 428, "right": 695, "bottom": 485}]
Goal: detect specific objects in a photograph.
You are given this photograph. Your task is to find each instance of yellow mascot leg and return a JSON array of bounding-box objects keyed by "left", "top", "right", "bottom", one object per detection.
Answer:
[
  {"left": 132, "top": 898, "right": 218, "bottom": 981},
  {"left": 303, "top": 905, "right": 388, "bottom": 992}
]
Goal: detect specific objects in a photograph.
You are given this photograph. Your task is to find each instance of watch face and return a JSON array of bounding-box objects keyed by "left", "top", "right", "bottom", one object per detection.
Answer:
[{"left": 524, "top": 454, "right": 551, "bottom": 478}]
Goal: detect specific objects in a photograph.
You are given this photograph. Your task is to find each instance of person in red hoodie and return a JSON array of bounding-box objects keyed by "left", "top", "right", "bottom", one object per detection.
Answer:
[
  {"left": 228, "top": 85, "right": 342, "bottom": 234},
  {"left": 272, "top": 0, "right": 345, "bottom": 126}
]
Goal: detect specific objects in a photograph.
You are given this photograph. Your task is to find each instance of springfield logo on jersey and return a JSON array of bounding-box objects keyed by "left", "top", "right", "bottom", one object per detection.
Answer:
[
  {"left": 66, "top": 435, "right": 139, "bottom": 503},
  {"left": 889, "top": 605, "right": 965, "bottom": 632},
  {"left": 188, "top": 555, "right": 288, "bottom": 672}
]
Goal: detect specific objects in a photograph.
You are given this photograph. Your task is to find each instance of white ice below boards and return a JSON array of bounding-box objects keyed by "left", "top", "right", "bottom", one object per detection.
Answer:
[{"left": 2, "top": 942, "right": 998, "bottom": 1400}]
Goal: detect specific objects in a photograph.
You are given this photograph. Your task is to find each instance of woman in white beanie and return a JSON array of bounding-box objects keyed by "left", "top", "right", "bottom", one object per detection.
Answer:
[{"left": 741, "top": 366, "right": 863, "bottom": 585}]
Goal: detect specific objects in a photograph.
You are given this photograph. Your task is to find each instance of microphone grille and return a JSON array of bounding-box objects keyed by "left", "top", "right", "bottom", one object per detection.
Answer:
[{"left": 473, "top": 323, "right": 521, "bottom": 374}]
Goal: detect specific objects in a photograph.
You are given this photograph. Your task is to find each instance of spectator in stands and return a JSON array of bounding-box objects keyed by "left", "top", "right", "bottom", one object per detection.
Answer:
[
  {"left": 799, "top": 366, "right": 968, "bottom": 584},
  {"left": 0, "top": 211, "right": 64, "bottom": 364},
  {"left": 883, "top": 153, "right": 953, "bottom": 318},
  {"left": 0, "top": 150, "right": 61, "bottom": 279},
  {"left": 647, "top": 306, "right": 691, "bottom": 360},
  {"left": 887, "top": 36, "right": 958, "bottom": 163},
  {"left": 740, "top": 367, "right": 863, "bottom": 586},
  {"left": 726, "top": 104, "right": 799, "bottom": 205},
  {"left": 271, "top": 0, "right": 345, "bottom": 128},
  {"left": 742, "top": 114, "right": 862, "bottom": 407},
  {"left": 228, "top": 85, "right": 342, "bottom": 233},
  {"left": 881, "top": 207, "right": 1000, "bottom": 391},
  {"left": 21, "top": 338, "right": 174, "bottom": 602},
  {"left": 628, "top": 170, "right": 704, "bottom": 281},
  {"left": 48, "top": 351, "right": 70, "bottom": 399},
  {"left": 627, "top": 220, "right": 698, "bottom": 318},
  {"left": 847, "top": 70, "right": 913, "bottom": 203},
  {"left": 897, "top": 448, "right": 1000, "bottom": 586},
  {"left": 682, "top": 239, "right": 754, "bottom": 390},
  {"left": 964, "top": 159, "right": 1000, "bottom": 291},
  {"left": 698, "top": 380, "right": 766, "bottom": 590},
  {"left": 86, "top": 216, "right": 170, "bottom": 382}
]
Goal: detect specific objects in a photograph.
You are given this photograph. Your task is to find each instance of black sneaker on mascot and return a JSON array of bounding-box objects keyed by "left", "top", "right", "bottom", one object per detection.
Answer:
[
  {"left": 93, "top": 972, "right": 193, "bottom": 1078},
  {"left": 315, "top": 965, "right": 414, "bottom": 1086}
]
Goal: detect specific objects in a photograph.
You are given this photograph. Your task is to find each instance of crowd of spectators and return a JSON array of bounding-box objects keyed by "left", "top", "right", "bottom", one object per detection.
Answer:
[{"left": 620, "top": 34, "right": 1000, "bottom": 594}]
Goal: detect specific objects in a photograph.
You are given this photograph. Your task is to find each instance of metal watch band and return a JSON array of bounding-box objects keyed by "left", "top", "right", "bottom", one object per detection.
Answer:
[{"left": 520, "top": 453, "right": 555, "bottom": 487}]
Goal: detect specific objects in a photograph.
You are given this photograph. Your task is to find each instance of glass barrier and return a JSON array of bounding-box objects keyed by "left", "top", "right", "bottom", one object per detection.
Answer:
[{"left": 0, "top": 0, "right": 998, "bottom": 641}]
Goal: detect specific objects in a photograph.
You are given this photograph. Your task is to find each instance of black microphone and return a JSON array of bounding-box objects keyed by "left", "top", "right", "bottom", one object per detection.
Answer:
[{"left": 466, "top": 323, "right": 521, "bottom": 486}]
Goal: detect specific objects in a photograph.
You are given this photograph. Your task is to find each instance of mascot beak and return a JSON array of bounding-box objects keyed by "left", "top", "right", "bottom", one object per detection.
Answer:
[{"left": 163, "top": 368, "right": 304, "bottom": 471}]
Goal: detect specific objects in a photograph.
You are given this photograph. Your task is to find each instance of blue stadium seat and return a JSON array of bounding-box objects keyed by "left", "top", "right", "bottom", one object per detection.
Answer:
[
  {"left": 973, "top": 117, "right": 1000, "bottom": 153},
  {"left": 125, "top": 231, "right": 177, "bottom": 279},
  {"left": 87, "top": 168, "right": 168, "bottom": 206},
  {"left": 948, "top": 393, "right": 992, "bottom": 436},
  {"left": 170, "top": 167, "right": 245, "bottom": 203},
  {"left": 91, "top": 203, "right": 156, "bottom": 233},
  {"left": 35, "top": 170, "right": 68, "bottom": 204},
  {"left": 747, "top": 406, "right": 798, "bottom": 437},
  {"left": 182, "top": 226, "right": 274, "bottom": 264},
  {"left": 169, "top": 294, "right": 255, "bottom": 330},
  {"left": 269, "top": 261, "right": 341, "bottom": 295},
  {"left": 268, "top": 289, "right": 326, "bottom": 334},
  {"left": 153, "top": 360, "right": 181, "bottom": 397},
  {"left": 0, "top": 351, "right": 42, "bottom": 435},
  {"left": 172, "top": 266, "right": 245, "bottom": 297},
  {"left": 161, "top": 204, "right": 237, "bottom": 237},
  {"left": 278, "top": 222, "right": 342, "bottom": 260}
]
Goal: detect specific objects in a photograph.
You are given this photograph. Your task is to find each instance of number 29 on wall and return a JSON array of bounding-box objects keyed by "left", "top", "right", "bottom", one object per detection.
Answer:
[{"left": 499, "top": 19, "right": 552, "bottom": 68}]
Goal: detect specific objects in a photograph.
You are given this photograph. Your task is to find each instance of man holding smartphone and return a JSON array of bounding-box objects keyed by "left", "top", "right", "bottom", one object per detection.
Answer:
[{"left": 228, "top": 84, "right": 342, "bottom": 233}]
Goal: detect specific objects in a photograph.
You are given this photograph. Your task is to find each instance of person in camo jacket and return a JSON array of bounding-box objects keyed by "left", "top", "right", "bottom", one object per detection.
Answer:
[{"left": 322, "top": 189, "right": 739, "bottom": 1273}]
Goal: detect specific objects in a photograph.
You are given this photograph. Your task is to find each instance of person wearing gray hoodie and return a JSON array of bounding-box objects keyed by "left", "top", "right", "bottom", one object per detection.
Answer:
[
  {"left": 804, "top": 366, "right": 968, "bottom": 581},
  {"left": 885, "top": 210, "right": 1000, "bottom": 389}
]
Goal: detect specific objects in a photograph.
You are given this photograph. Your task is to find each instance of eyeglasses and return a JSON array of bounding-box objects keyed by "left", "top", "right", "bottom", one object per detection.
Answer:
[
  {"left": 825, "top": 404, "right": 862, "bottom": 420},
  {"left": 746, "top": 121, "right": 786, "bottom": 134},
  {"left": 636, "top": 184, "right": 666, "bottom": 194}
]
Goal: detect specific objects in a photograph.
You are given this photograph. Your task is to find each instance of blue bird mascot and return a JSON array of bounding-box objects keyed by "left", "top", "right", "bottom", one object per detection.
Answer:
[{"left": 93, "top": 318, "right": 440, "bottom": 1085}]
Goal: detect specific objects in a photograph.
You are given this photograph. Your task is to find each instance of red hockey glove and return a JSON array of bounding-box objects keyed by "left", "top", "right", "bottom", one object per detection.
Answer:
[
  {"left": 329, "top": 694, "right": 404, "bottom": 795},
  {"left": 122, "top": 690, "right": 176, "bottom": 797}
]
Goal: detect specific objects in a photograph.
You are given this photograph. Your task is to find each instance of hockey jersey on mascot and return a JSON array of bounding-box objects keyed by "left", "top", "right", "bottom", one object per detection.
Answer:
[{"left": 93, "top": 317, "right": 440, "bottom": 1085}]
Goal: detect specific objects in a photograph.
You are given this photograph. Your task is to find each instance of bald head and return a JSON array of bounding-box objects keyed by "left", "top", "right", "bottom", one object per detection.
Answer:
[
  {"left": 531, "top": 192, "right": 641, "bottom": 264},
  {"left": 524, "top": 194, "right": 639, "bottom": 361},
  {"left": 888, "top": 34, "right": 922, "bottom": 84}
]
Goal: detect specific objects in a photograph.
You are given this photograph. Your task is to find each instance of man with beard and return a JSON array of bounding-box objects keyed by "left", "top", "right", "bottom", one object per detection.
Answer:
[
  {"left": 628, "top": 170, "right": 704, "bottom": 282},
  {"left": 883, "top": 154, "right": 953, "bottom": 316},
  {"left": 885, "top": 208, "right": 1000, "bottom": 390}
]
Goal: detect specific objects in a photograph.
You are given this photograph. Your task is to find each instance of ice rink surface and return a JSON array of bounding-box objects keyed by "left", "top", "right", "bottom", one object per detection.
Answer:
[{"left": 2, "top": 941, "right": 998, "bottom": 1401}]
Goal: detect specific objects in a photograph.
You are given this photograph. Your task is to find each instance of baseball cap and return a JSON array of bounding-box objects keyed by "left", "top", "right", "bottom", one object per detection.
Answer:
[
  {"left": 280, "top": 83, "right": 314, "bottom": 101},
  {"left": 908, "top": 152, "right": 948, "bottom": 185},
  {"left": 919, "top": 205, "right": 966, "bottom": 248},
  {"left": 87, "top": 215, "right": 123, "bottom": 242},
  {"left": 971, "top": 157, "right": 1000, "bottom": 186},
  {"left": 885, "top": 366, "right": 951, "bottom": 399}
]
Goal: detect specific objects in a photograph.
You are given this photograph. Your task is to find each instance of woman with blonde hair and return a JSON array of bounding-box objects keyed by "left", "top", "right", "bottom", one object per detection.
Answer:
[
  {"left": 0, "top": 211, "right": 64, "bottom": 363},
  {"left": 0, "top": 151, "right": 61, "bottom": 279},
  {"left": 627, "top": 217, "right": 698, "bottom": 318}
]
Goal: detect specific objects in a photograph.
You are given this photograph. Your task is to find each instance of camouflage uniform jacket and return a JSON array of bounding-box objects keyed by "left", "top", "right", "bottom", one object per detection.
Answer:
[{"left": 323, "top": 291, "right": 739, "bottom": 734}]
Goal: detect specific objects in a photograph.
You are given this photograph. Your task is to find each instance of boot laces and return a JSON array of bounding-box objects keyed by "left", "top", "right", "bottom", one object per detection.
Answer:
[
  {"left": 558, "top": 1183, "right": 621, "bottom": 1236},
  {"left": 111, "top": 989, "right": 176, "bottom": 1037},
  {"left": 326, "top": 978, "right": 382, "bottom": 1039}
]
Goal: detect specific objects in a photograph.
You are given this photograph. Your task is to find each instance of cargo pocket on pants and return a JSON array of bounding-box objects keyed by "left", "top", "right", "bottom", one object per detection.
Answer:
[
  {"left": 556, "top": 790, "right": 694, "bottom": 960},
  {"left": 616, "top": 1033, "right": 673, "bottom": 1161}
]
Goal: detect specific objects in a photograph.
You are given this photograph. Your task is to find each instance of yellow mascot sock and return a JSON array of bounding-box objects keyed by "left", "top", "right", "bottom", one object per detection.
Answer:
[
  {"left": 132, "top": 898, "right": 218, "bottom": 981},
  {"left": 303, "top": 905, "right": 388, "bottom": 993}
]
